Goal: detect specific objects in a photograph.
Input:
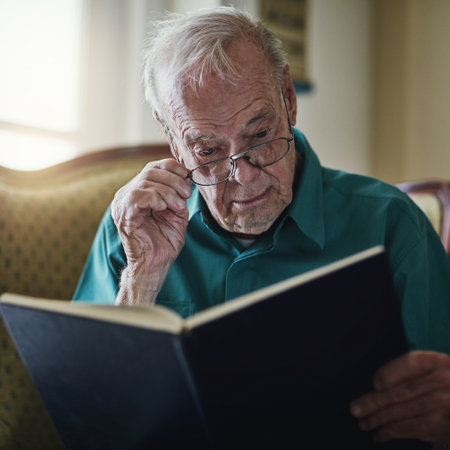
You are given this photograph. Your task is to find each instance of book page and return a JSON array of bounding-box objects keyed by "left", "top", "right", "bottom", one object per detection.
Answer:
[{"left": 0, "top": 294, "right": 184, "bottom": 334}]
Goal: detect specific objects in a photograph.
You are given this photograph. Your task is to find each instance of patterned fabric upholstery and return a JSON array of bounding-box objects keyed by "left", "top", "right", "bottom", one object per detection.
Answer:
[
  {"left": 408, "top": 193, "right": 442, "bottom": 237},
  {"left": 398, "top": 180, "right": 450, "bottom": 256},
  {"left": 0, "top": 145, "right": 170, "bottom": 449}
]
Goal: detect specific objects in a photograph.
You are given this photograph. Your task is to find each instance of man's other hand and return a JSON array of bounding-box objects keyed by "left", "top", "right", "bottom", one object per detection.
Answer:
[{"left": 350, "top": 350, "right": 450, "bottom": 445}]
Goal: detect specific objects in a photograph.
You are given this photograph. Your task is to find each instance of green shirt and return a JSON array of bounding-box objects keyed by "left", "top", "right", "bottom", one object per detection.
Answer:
[{"left": 73, "top": 129, "right": 450, "bottom": 353}]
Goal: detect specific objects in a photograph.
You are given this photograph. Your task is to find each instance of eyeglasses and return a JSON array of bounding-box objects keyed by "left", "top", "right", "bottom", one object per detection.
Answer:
[{"left": 187, "top": 136, "right": 294, "bottom": 186}]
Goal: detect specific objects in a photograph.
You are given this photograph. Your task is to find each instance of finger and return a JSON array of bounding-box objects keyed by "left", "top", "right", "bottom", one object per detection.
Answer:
[
  {"left": 124, "top": 185, "right": 187, "bottom": 222},
  {"left": 372, "top": 412, "right": 448, "bottom": 444},
  {"left": 357, "top": 390, "right": 450, "bottom": 431},
  {"left": 141, "top": 160, "right": 192, "bottom": 198},
  {"left": 113, "top": 159, "right": 191, "bottom": 214},
  {"left": 373, "top": 351, "right": 450, "bottom": 391},
  {"left": 134, "top": 172, "right": 191, "bottom": 203},
  {"left": 351, "top": 368, "right": 450, "bottom": 419},
  {"left": 143, "top": 157, "right": 188, "bottom": 177}
]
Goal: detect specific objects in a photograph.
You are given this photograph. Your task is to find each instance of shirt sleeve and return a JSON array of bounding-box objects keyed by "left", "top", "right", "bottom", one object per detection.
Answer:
[
  {"left": 72, "top": 207, "right": 127, "bottom": 304},
  {"left": 391, "top": 201, "right": 450, "bottom": 354}
]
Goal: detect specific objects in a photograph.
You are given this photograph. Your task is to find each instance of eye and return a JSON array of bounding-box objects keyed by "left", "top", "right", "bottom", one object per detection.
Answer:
[
  {"left": 199, "top": 148, "right": 214, "bottom": 157},
  {"left": 255, "top": 129, "right": 271, "bottom": 139},
  {"left": 195, "top": 147, "right": 219, "bottom": 161}
]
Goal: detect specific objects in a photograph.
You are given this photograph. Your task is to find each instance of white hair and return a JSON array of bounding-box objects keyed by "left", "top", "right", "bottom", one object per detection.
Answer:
[{"left": 143, "top": 6, "right": 288, "bottom": 117}]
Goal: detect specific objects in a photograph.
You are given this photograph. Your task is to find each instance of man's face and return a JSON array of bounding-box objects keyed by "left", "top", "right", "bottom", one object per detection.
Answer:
[{"left": 165, "top": 40, "right": 298, "bottom": 236}]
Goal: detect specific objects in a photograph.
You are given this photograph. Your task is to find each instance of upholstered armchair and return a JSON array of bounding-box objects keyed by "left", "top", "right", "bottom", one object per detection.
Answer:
[
  {"left": 0, "top": 144, "right": 170, "bottom": 449},
  {"left": 0, "top": 147, "right": 448, "bottom": 450}
]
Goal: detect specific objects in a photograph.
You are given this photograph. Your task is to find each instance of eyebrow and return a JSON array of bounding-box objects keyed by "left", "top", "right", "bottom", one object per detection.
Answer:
[
  {"left": 245, "top": 110, "right": 270, "bottom": 128},
  {"left": 185, "top": 133, "right": 218, "bottom": 145}
]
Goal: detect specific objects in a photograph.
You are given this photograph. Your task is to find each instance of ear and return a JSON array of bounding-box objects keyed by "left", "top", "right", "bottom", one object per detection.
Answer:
[
  {"left": 281, "top": 65, "right": 298, "bottom": 127},
  {"left": 153, "top": 110, "right": 183, "bottom": 163}
]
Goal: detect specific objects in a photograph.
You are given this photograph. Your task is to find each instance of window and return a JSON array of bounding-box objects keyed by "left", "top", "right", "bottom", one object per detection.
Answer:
[{"left": 0, "top": 0, "right": 84, "bottom": 170}]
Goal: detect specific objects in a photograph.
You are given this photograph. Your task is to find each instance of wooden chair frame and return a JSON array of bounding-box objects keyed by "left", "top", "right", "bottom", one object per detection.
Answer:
[
  {"left": 0, "top": 144, "right": 171, "bottom": 185},
  {"left": 398, "top": 180, "right": 450, "bottom": 255}
]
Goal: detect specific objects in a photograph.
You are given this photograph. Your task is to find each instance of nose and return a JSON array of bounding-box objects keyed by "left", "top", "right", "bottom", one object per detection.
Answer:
[{"left": 230, "top": 155, "right": 260, "bottom": 185}]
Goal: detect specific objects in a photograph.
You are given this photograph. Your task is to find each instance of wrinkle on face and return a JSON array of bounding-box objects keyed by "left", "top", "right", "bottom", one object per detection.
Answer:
[{"left": 162, "top": 39, "right": 299, "bottom": 236}]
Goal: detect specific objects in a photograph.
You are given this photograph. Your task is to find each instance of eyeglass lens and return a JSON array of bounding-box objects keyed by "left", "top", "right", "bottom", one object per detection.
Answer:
[{"left": 190, "top": 137, "right": 291, "bottom": 186}]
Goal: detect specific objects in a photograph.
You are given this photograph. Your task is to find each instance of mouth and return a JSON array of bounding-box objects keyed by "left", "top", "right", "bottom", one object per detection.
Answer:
[{"left": 232, "top": 188, "right": 271, "bottom": 209}]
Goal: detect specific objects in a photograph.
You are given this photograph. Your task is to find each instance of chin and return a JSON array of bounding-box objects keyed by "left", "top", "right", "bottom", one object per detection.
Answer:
[
  {"left": 223, "top": 213, "right": 278, "bottom": 235},
  {"left": 214, "top": 197, "right": 290, "bottom": 235}
]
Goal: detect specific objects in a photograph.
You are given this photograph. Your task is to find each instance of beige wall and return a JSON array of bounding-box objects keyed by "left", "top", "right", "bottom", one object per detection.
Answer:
[
  {"left": 232, "top": 0, "right": 374, "bottom": 175},
  {"left": 299, "top": 0, "right": 373, "bottom": 175},
  {"left": 372, "top": 0, "right": 450, "bottom": 184}
]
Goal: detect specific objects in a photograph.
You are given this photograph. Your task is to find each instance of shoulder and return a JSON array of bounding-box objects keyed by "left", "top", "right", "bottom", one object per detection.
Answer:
[
  {"left": 322, "top": 169, "right": 406, "bottom": 203},
  {"left": 326, "top": 168, "right": 427, "bottom": 224},
  {"left": 294, "top": 130, "right": 415, "bottom": 220},
  {"left": 293, "top": 128, "right": 435, "bottom": 256},
  {"left": 322, "top": 168, "right": 436, "bottom": 259}
]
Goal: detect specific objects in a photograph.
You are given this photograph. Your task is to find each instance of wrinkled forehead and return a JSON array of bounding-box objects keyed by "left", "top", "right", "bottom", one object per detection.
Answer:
[{"left": 164, "top": 79, "right": 282, "bottom": 143}]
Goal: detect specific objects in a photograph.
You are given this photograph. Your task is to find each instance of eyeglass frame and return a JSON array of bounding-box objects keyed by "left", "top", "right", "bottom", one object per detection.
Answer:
[
  {"left": 187, "top": 135, "right": 294, "bottom": 186},
  {"left": 164, "top": 87, "right": 295, "bottom": 187}
]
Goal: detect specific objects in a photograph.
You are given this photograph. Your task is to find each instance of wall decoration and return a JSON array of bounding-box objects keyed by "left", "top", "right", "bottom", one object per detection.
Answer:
[{"left": 260, "top": 0, "right": 312, "bottom": 93}]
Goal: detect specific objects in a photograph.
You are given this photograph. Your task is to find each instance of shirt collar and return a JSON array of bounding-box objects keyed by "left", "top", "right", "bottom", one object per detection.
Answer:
[
  {"left": 187, "top": 128, "right": 325, "bottom": 249},
  {"left": 288, "top": 129, "right": 325, "bottom": 249},
  {"left": 188, "top": 188, "right": 202, "bottom": 221}
]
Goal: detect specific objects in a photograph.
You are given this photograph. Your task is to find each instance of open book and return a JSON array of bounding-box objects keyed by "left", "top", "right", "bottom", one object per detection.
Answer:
[{"left": 0, "top": 247, "right": 424, "bottom": 449}]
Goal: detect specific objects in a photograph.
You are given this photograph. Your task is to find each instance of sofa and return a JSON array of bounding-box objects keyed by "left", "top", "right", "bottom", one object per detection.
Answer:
[
  {"left": 0, "top": 144, "right": 170, "bottom": 449},
  {"left": 0, "top": 144, "right": 448, "bottom": 449}
]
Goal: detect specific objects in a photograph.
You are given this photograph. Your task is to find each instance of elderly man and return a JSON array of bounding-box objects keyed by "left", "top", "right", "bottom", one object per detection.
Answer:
[{"left": 74, "top": 6, "right": 450, "bottom": 446}]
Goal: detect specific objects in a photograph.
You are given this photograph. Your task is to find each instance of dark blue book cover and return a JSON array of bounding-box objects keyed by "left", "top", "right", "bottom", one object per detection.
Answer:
[{"left": 0, "top": 247, "right": 430, "bottom": 449}]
